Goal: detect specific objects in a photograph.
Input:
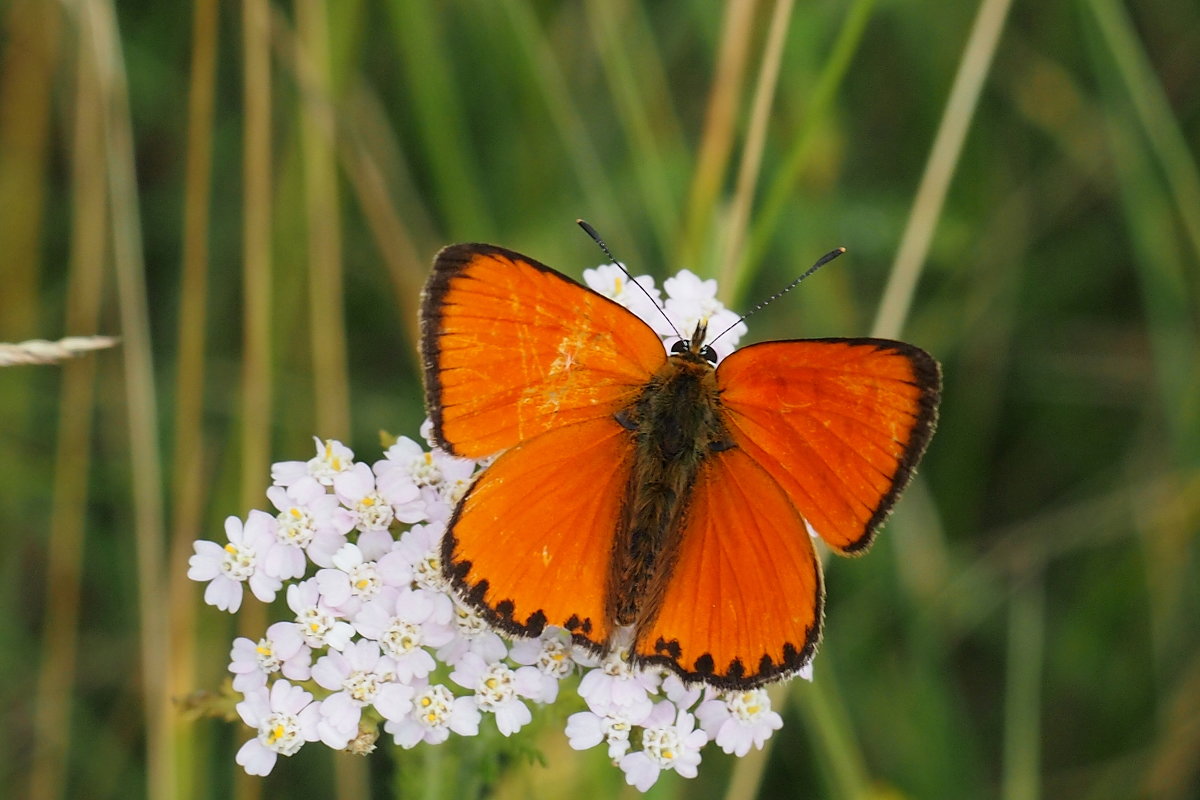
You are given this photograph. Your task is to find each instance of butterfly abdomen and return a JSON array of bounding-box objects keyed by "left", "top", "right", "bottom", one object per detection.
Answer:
[{"left": 607, "top": 352, "right": 730, "bottom": 631}]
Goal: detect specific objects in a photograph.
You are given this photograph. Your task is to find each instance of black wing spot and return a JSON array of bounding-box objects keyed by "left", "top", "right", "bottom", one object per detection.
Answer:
[
  {"left": 580, "top": 617, "right": 593, "bottom": 635},
  {"left": 565, "top": 614, "right": 582, "bottom": 631},
  {"left": 781, "top": 642, "right": 800, "bottom": 668},
  {"left": 726, "top": 659, "right": 746, "bottom": 681},
  {"left": 693, "top": 653, "right": 715, "bottom": 676},
  {"left": 524, "top": 610, "right": 547, "bottom": 634},
  {"left": 654, "top": 637, "right": 682, "bottom": 659},
  {"left": 466, "top": 580, "right": 491, "bottom": 606},
  {"left": 495, "top": 599, "right": 515, "bottom": 618}
]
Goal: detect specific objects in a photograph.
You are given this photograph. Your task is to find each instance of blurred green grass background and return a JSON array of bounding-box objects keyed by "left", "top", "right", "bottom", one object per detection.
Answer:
[{"left": 1, "top": 0, "right": 1198, "bottom": 798}]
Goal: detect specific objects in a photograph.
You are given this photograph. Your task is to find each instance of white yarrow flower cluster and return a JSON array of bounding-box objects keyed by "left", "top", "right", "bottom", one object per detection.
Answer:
[
  {"left": 190, "top": 269, "right": 793, "bottom": 789},
  {"left": 582, "top": 264, "right": 748, "bottom": 360}
]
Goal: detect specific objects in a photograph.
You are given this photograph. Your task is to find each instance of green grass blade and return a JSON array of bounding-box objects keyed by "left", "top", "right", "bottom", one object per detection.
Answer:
[
  {"left": 738, "top": 0, "right": 876, "bottom": 303},
  {"left": 1002, "top": 576, "right": 1046, "bottom": 800},
  {"left": 872, "top": 0, "right": 1014, "bottom": 340},
  {"left": 585, "top": 1, "right": 684, "bottom": 264},
  {"left": 383, "top": 2, "right": 493, "bottom": 238},
  {"left": 1087, "top": 0, "right": 1200, "bottom": 271}
]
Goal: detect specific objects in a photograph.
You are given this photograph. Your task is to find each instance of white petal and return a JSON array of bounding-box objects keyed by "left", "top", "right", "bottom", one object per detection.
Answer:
[
  {"left": 235, "top": 739, "right": 278, "bottom": 776},
  {"left": 376, "top": 550, "right": 413, "bottom": 586},
  {"left": 333, "top": 462, "right": 373, "bottom": 502},
  {"left": 449, "top": 697, "right": 482, "bottom": 736},
  {"left": 228, "top": 637, "right": 258, "bottom": 671},
  {"left": 693, "top": 699, "right": 728, "bottom": 734},
  {"left": 449, "top": 652, "right": 486, "bottom": 688},
  {"left": 619, "top": 753, "right": 661, "bottom": 792},
  {"left": 248, "top": 572, "right": 282, "bottom": 603},
  {"left": 224, "top": 516, "right": 246, "bottom": 545},
  {"left": 345, "top": 639, "right": 381, "bottom": 671},
  {"left": 311, "top": 652, "right": 349, "bottom": 690},
  {"left": 674, "top": 754, "right": 701, "bottom": 779},
  {"left": 187, "top": 541, "right": 223, "bottom": 577},
  {"left": 317, "top": 696, "right": 360, "bottom": 749},
  {"left": 331, "top": 543, "right": 364, "bottom": 572},
  {"left": 281, "top": 654, "right": 313, "bottom": 682},
  {"left": 493, "top": 700, "right": 531, "bottom": 737},
  {"left": 315, "top": 569, "right": 351, "bottom": 607},
  {"left": 321, "top": 690, "right": 359, "bottom": 723},
  {"left": 232, "top": 671, "right": 268, "bottom": 693},
  {"left": 244, "top": 509, "right": 276, "bottom": 546},
  {"left": 565, "top": 711, "right": 604, "bottom": 750},
  {"left": 290, "top": 476, "right": 327, "bottom": 504},
  {"left": 236, "top": 687, "right": 270, "bottom": 727},
  {"left": 352, "top": 599, "right": 389, "bottom": 639},
  {"left": 205, "top": 576, "right": 243, "bottom": 613},
  {"left": 388, "top": 717, "right": 426, "bottom": 749},
  {"left": 356, "top": 530, "right": 394, "bottom": 562},
  {"left": 268, "top": 622, "right": 305, "bottom": 656},
  {"left": 324, "top": 621, "right": 356, "bottom": 651},
  {"left": 306, "top": 532, "right": 346, "bottom": 568},
  {"left": 298, "top": 700, "right": 324, "bottom": 741},
  {"left": 318, "top": 717, "right": 355, "bottom": 750},
  {"left": 268, "top": 678, "right": 302, "bottom": 712},
  {"left": 373, "top": 682, "right": 415, "bottom": 721}
]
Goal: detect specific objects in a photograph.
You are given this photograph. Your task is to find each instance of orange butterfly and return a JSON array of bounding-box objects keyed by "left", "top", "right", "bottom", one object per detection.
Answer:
[{"left": 420, "top": 242, "right": 940, "bottom": 689}]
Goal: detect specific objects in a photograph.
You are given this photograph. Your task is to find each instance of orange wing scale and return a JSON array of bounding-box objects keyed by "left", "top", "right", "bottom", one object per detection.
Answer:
[
  {"left": 422, "top": 244, "right": 667, "bottom": 458},
  {"left": 717, "top": 339, "right": 940, "bottom": 554},
  {"left": 442, "top": 417, "right": 636, "bottom": 647},
  {"left": 636, "top": 447, "right": 823, "bottom": 687}
]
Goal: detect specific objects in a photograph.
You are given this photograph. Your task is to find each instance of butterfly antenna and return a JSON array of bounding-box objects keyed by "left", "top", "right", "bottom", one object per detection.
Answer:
[
  {"left": 577, "top": 219, "right": 682, "bottom": 339},
  {"left": 710, "top": 247, "right": 848, "bottom": 344}
]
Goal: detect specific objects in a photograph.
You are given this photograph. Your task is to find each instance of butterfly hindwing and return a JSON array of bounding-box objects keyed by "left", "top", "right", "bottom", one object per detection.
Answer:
[
  {"left": 634, "top": 445, "right": 823, "bottom": 688},
  {"left": 421, "top": 244, "right": 667, "bottom": 458},
  {"left": 442, "top": 417, "right": 635, "bottom": 648},
  {"left": 716, "top": 338, "right": 941, "bottom": 554}
]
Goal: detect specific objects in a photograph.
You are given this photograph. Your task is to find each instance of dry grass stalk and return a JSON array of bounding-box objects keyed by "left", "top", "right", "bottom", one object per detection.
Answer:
[{"left": 0, "top": 335, "right": 119, "bottom": 366}]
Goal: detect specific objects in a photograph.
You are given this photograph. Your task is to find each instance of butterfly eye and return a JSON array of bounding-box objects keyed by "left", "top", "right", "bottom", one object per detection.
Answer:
[
  {"left": 670, "top": 339, "right": 689, "bottom": 355},
  {"left": 700, "top": 344, "right": 718, "bottom": 364}
]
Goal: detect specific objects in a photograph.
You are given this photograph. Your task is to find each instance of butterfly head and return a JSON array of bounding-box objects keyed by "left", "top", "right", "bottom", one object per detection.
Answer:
[{"left": 670, "top": 321, "right": 718, "bottom": 365}]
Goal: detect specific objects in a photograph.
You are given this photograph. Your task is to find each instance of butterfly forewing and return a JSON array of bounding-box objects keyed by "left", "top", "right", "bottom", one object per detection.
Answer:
[
  {"left": 716, "top": 338, "right": 941, "bottom": 554},
  {"left": 422, "top": 244, "right": 667, "bottom": 458}
]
